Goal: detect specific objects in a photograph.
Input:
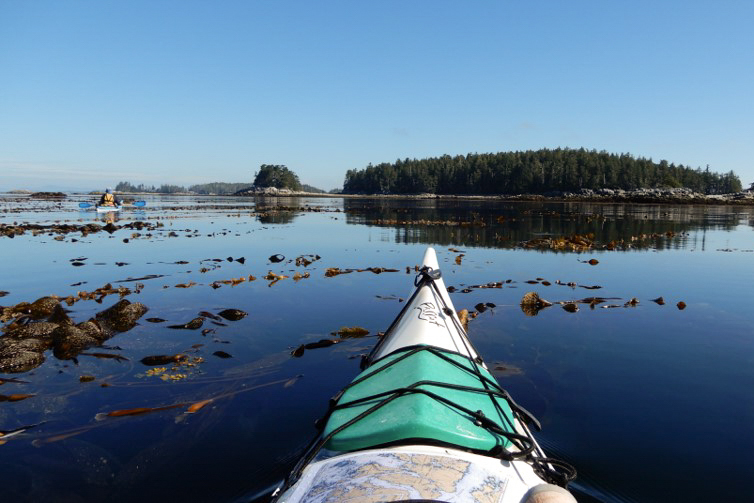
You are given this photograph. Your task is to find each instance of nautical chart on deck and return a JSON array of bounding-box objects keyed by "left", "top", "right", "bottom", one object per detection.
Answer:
[{"left": 290, "top": 451, "right": 509, "bottom": 503}]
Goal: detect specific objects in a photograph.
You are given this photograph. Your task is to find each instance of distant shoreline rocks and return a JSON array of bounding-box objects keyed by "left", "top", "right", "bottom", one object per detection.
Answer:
[
  {"left": 509, "top": 187, "right": 754, "bottom": 204},
  {"left": 234, "top": 186, "right": 754, "bottom": 204},
  {"left": 29, "top": 192, "right": 67, "bottom": 199},
  {"left": 235, "top": 186, "right": 329, "bottom": 197}
]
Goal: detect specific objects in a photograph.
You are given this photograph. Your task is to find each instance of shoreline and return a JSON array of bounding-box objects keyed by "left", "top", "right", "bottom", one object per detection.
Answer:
[
  {"left": 231, "top": 187, "right": 754, "bottom": 205},
  {"left": 10, "top": 188, "right": 753, "bottom": 205}
]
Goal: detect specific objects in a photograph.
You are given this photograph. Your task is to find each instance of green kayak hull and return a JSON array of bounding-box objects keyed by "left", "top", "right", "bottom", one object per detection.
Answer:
[{"left": 323, "top": 346, "right": 516, "bottom": 453}]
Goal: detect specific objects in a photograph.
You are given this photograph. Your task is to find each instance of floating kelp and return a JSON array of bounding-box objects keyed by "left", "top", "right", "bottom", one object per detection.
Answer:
[
  {"left": 146, "top": 318, "right": 166, "bottom": 323},
  {"left": 95, "top": 299, "right": 148, "bottom": 332},
  {"left": 364, "top": 267, "right": 399, "bottom": 274},
  {"left": 295, "top": 254, "right": 321, "bottom": 267},
  {"left": 217, "top": 309, "right": 248, "bottom": 321},
  {"left": 167, "top": 317, "right": 204, "bottom": 330},
  {"left": 523, "top": 233, "right": 595, "bottom": 252},
  {"left": 490, "top": 363, "right": 524, "bottom": 377},
  {"left": 578, "top": 258, "right": 599, "bottom": 265},
  {"left": 210, "top": 275, "right": 256, "bottom": 288},
  {"left": 140, "top": 354, "right": 188, "bottom": 366},
  {"left": 562, "top": 303, "right": 579, "bottom": 313},
  {"left": 651, "top": 297, "right": 666, "bottom": 305},
  {"left": 0, "top": 393, "right": 34, "bottom": 402},
  {"left": 0, "top": 422, "right": 44, "bottom": 445},
  {"left": 333, "top": 327, "right": 369, "bottom": 338},
  {"left": 264, "top": 272, "right": 288, "bottom": 286},
  {"left": 293, "top": 272, "right": 310, "bottom": 281},
  {"left": 325, "top": 268, "right": 352, "bottom": 277},
  {"left": 325, "top": 267, "right": 399, "bottom": 277},
  {"left": 375, "top": 295, "right": 403, "bottom": 302},
  {"left": 140, "top": 355, "right": 204, "bottom": 381},
  {"left": 474, "top": 302, "right": 496, "bottom": 313},
  {"left": 290, "top": 339, "right": 340, "bottom": 358},
  {"left": 305, "top": 339, "right": 339, "bottom": 349},
  {"left": 1, "top": 220, "right": 162, "bottom": 239},
  {"left": 520, "top": 292, "right": 553, "bottom": 316},
  {"left": 0, "top": 377, "right": 29, "bottom": 384},
  {"left": 186, "top": 398, "right": 213, "bottom": 414},
  {"left": 80, "top": 352, "right": 129, "bottom": 362},
  {"left": 457, "top": 309, "right": 469, "bottom": 331},
  {"left": 371, "top": 218, "right": 485, "bottom": 227},
  {"left": 1, "top": 298, "right": 147, "bottom": 372},
  {"left": 114, "top": 274, "right": 165, "bottom": 282},
  {"left": 213, "top": 351, "right": 232, "bottom": 359},
  {"left": 95, "top": 403, "right": 185, "bottom": 420},
  {"left": 174, "top": 282, "right": 197, "bottom": 288}
]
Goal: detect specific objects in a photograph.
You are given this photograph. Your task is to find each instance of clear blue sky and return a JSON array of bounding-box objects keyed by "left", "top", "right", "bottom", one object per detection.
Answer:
[{"left": 2, "top": 0, "right": 753, "bottom": 192}]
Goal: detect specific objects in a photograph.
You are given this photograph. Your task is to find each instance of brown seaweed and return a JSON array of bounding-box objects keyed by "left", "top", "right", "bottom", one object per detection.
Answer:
[{"left": 217, "top": 309, "right": 248, "bottom": 321}]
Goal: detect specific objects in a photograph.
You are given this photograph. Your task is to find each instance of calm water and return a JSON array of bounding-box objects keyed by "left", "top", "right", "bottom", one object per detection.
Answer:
[{"left": 1, "top": 194, "right": 752, "bottom": 502}]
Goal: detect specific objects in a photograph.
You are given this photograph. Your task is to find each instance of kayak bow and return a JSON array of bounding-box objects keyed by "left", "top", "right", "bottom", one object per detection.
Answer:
[
  {"left": 274, "top": 247, "right": 576, "bottom": 503},
  {"left": 79, "top": 201, "right": 146, "bottom": 210},
  {"left": 95, "top": 205, "right": 121, "bottom": 213}
]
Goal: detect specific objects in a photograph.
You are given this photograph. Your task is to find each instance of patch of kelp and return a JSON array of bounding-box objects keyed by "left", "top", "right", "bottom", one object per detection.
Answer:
[
  {"left": 520, "top": 231, "right": 682, "bottom": 252},
  {"left": 518, "top": 291, "right": 687, "bottom": 316},
  {"left": 0, "top": 297, "right": 149, "bottom": 373},
  {"left": 0, "top": 221, "right": 162, "bottom": 239}
]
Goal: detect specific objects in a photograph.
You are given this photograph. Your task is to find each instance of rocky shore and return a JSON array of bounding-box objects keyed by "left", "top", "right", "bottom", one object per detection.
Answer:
[{"left": 236, "top": 186, "right": 754, "bottom": 204}]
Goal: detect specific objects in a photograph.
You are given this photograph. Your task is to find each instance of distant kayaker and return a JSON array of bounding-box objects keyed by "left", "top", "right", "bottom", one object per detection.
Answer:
[{"left": 98, "top": 188, "right": 121, "bottom": 207}]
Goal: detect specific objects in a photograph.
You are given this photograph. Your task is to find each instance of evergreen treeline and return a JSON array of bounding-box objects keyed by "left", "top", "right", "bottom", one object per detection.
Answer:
[
  {"left": 342, "top": 148, "right": 742, "bottom": 195},
  {"left": 115, "top": 181, "right": 254, "bottom": 194},
  {"left": 189, "top": 182, "right": 251, "bottom": 194},
  {"left": 115, "top": 181, "right": 188, "bottom": 193},
  {"left": 301, "top": 184, "right": 325, "bottom": 193},
  {"left": 253, "top": 164, "right": 302, "bottom": 190}
]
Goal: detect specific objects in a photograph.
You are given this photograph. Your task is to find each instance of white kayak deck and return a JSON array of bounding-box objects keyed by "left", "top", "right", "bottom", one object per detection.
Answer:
[
  {"left": 275, "top": 247, "right": 577, "bottom": 503},
  {"left": 278, "top": 444, "right": 564, "bottom": 503},
  {"left": 371, "top": 247, "right": 477, "bottom": 361}
]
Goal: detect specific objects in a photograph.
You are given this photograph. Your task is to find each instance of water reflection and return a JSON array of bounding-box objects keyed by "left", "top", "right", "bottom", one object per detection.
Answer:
[
  {"left": 343, "top": 198, "right": 754, "bottom": 251},
  {"left": 99, "top": 211, "right": 119, "bottom": 224},
  {"left": 1, "top": 195, "right": 753, "bottom": 502}
]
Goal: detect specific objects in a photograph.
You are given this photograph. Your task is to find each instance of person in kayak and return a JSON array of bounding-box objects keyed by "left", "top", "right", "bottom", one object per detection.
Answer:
[{"left": 98, "top": 188, "right": 121, "bottom": 207}]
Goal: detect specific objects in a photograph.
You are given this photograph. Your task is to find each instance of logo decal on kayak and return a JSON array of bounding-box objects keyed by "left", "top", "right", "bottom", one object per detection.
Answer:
[{"left": 415, "top": 302, "right": 443, "bottom": 326}]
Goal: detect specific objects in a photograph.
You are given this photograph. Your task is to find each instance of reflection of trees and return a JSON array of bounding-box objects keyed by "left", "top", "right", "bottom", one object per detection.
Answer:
[
  {"left": 343, "top": 199, "right": 752, "bottom": 251},
  {"left": 253, "top": 197, "right": 303, "bottom": 225},
  {"left": 255, "top": 210, "right": 297, "bottom": 225}
]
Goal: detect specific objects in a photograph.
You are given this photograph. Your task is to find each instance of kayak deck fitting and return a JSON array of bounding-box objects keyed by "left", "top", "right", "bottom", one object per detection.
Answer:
[{"left": 274, "top": 248, "right": 576, "bottom": 503}]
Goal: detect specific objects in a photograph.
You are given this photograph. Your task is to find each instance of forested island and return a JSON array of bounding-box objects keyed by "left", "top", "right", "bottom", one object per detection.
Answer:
[
  {"left": 343, "top": 148, "right": 743, "bottom": 195},
  {"left": 114, "top": 181, "right": 251, "bottom": 194},
  {"left": 114, "top": 173, "right": 325, "bottom": 195},
  {"left": 111, "top": 149, "right": 749, "bottom": 202}
]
